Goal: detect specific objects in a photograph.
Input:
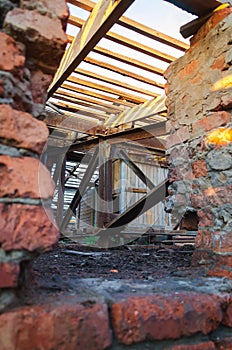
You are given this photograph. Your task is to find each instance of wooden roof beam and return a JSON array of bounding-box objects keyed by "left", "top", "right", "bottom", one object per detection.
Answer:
[
  {"left": 93, "top": 46, "right": 165, "bottom": 76},
  {"left": 84, "top": 56, "right": 165, "bottom": 89},
  {"left": 55, "top": 89, "right": 124, "bottom": 112},
  {"left": 51, "top": 100, "right": 107, "bottom": 120},
  {"left": 117, "top": 16, "right": 189, "bottom": 52},
  {"left": 68, "top": 15, "right": 176, "bottom": 63},
  {"left": 61, "top": 83, "right": 136, "bottom": 107},
  {"left": 53, "top": 93, "right": 119, "bottom": 115},
  {"left": 67, "top": 75, "right": 147, "bottom": 104},
  {"left": 67, "top": 0, "right": 94, "bottom": 12},
  {"left": 48, "top": 0, "right": 135, "bottom": 97},
  {"left": 67, "top": 33, "right": 165, "bottom": 77},
  {"left": 68, "top": 1, "right": 188, "bottom": 51},
  {"left": 74, "top": 68, "right": 160, "bottom": 97}
]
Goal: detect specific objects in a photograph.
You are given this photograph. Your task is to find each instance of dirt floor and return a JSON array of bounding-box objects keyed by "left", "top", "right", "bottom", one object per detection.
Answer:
[{"left": 19, "top": 242, "right": 208, "bottom": 306}]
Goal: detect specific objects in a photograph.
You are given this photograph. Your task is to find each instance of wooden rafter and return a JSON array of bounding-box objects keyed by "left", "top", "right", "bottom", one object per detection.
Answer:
[
  {"left": 48, "top": 0, "right": 135, "bottom": 97},
  {"left": 84, "top": 56, "right": 165, "bottom": 89},
  {"left": 92, "top": 46, "right": 165, "bottom": 76},
  {"left": 68, "top": 0, "right": 189, "bottom": 51},
  {"left": 53, "top": 93, "right": 120, "bottom": 114},
  {"left": 55, "top": 89, "right": 124, "bottom": 113},
  {"left": 67, "top": 75, "right": 147, "bottom": 104},
  {"left": 61, "top": 83, "right": 136, "bottom": 107},
  {"left": 74, "top": 68, "right": 159, "bottom": 97},
  {"left": 52, "top": 100, "right": 107, "bottom": 120}
]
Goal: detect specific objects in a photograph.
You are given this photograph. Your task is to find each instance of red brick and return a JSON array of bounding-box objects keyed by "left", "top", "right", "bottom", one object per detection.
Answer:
[
  {"left": 30, "top": 70, "right": 53, "bottom": 104},
  {"left": 111, "top": 293, "right": 222, "bottom": 345},
  {"left": 211, "top": 56, "right": 226, "bottom": 70},
  {"left": 197, "top": 209, "right": 215, "bottom": 228},
  {"left": 0, "top": 32, "right": 25, "bottom": 72},
  {"left": 4, "top": 8, "right": 67, "bottom": 73},
  {"left": 191, "top": 8, "right": 232, "bottom": 45},
  {"left": 0, "top": 155, "right": 55, "bottom": 199},
  {"left": 192, "top": 160, "right": 207, "bottom": 178},
  {"left": 0, "top": 302, "right": 112, "bottom": 350},
  {"left": 0, "top": 104, "right": 49, "bottom": 154},
  {"left": 178, "top": 60, "right": 199, "bottom": 79},
  {"left": 0, "top": 262, "right": 20, "bottom": 288},
  {"left": 167, "top": 342, "right": 215, "bottom": 350},
  {"left": 20, "top": 0, "right": 69, "bottom": 30},
  {"left": 223, "top": 302, "right": 232, "bottom": 327},
  {"left": 214, "top": 337, "right": 232, "bottom": 350},
  {"left": 194, "top": 230, "right": 214, "bottom": 250},
  {"left": 203, "top": 185, "right": 232, "bottom": 206},
  {"left": 0, "top": 203, "right": 59, "bottom": 252},
  {"left": 166, "top": 126, "right": 190, "bottom": 149},
  {"left": 192, "top": 112, "right": 231, "bottom": 136}
]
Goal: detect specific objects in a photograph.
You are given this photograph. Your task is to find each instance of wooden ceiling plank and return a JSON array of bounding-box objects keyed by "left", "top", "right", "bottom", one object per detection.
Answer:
[
  {"left": 84, "top": 56, "right": 165, "bottom": 89},
  {"left": 61, "top": 83, "right": 136, "bottom": 107},
  {"left": 48, "top": 0, "right": 135, "bottom": 97},
  {"left": 75, "top": 67, "right": 159, "bottom": 97},
  {"left": 67, "top": 75, "right": 147, "bottom": 104},
  {"left": 56, "top": 89, "right": 124, "bottom": 112}
]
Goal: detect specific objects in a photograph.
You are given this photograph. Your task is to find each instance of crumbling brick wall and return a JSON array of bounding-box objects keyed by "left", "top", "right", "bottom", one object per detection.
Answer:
[
  {"left": 0, "top": 0, "right": 69, "bottom": 310},
  {"left": 165, "top": 7, "right": 232, "bottom": 277}
]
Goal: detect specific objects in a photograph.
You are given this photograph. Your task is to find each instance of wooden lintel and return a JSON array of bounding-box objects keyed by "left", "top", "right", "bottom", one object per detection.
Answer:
[{"left": 48, "top": 0, "right": 135, "bottom": 97}]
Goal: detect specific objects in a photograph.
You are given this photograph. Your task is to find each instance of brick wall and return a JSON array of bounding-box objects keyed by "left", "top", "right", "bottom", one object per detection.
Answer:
[
  {"left": 0, "top": 0, "right": 68, "bottom": 309},
  {"left": 164, "top": 8, "right": 232, "bottom": 277}
]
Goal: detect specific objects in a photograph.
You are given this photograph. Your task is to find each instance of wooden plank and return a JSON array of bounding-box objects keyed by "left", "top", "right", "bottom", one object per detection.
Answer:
[
  {"left": 54, "top": 91, "right": 124, "bottom": 114},
  {"left": 48, "top": 0, "right": 135, "bottom": 97},
  {"left": 61, "top": 83, "right": 136, "bottom": 107},
  {"left": 67, "top": 75, "right": 147, "bottom": 104},
  {"left": 51, "top": 100, "right": 108, "bottom": 120},
  {"left": 105, "top": 95, "right": 166, "bottom": 127},
  {"left": 164, "top": 0, "right": 223, "bottom": 16},
  {"left": 84, "top": 56, "right": 165, "bottom": 89},
  {"left": 68, "top": 1, "right": 188, "bottom": 51},
  {"left": 67, "top": 0, "right": 94, "bottom": 12},
  {"left": 93, "top": 46, "right": 165, "bottom": 76},
  {"left": 117, "top": 16, "right": 189, "bottom": 52},
  {"left": 44, "top": 111, "right": 99, "bottom": 134},
  {"left": 75, "top": 68, "right": 159, "bottom": 97},
  {"left": 105, "top": 31, "right": 176, "bottom": 64}
]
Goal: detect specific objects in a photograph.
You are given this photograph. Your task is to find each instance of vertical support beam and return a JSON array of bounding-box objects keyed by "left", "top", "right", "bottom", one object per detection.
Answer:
[
  {"left": 60, "top": 147, "right": 99, "bottom": 232},
  {"left": 98, "top": 141, "right": 113, "bottom": 227},
  {"left": 56, "top": 155, "right": 66, "bottom": 227}
]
